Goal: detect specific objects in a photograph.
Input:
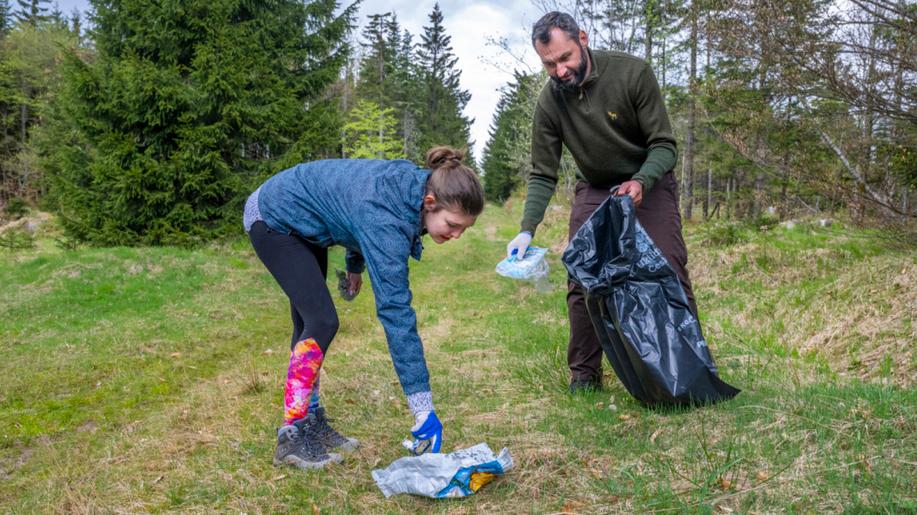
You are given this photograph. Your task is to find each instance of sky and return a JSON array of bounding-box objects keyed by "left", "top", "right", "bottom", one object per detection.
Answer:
[{"left": 49, "top": 0, "right": 549, "bottom": 162}]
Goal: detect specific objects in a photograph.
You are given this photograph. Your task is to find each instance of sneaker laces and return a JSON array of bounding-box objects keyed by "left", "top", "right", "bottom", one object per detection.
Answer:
[
  {"left": 311, "top": 409, "right": 345, "bottom": 444},
  {"left": 292, "top": 419, "right": 329, "bottom": 458}
]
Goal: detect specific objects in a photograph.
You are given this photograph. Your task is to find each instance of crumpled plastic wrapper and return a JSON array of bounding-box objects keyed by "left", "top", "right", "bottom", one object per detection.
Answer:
[
  {"left": 496, "top": 247, "right": 551, "bottom": 292},
  {"left": 495, "top": 247, "right": 548, "bottom": 280},
  {"left": 372, "top": 443, "right": 513, "bottom": 499}
]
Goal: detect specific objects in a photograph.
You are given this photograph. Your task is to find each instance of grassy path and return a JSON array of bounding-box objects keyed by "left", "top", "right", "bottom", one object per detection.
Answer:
[{"left": 1, "top": 204, "right": 914, "bottom": 512}]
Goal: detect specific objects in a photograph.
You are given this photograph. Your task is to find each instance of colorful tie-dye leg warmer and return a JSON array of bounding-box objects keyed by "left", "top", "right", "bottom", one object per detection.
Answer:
[
  {"left": 309, "top": 375, "right": 321, "bottom": 411},
  {"left": 284, "top": 338, "right": 324, "bottom": 425}
]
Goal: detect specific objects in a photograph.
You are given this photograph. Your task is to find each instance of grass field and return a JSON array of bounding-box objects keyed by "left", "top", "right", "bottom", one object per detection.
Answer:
[{"left": 1, "top": 201, "right": 914, "bottom": 513}]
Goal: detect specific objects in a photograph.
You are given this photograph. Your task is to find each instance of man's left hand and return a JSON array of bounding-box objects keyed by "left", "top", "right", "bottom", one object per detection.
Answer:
[
  {"left": 616, "top": 180, "right": 644, "bottom": 207},
  {"left": 347, "top": 272, "right": 362, "bottom": 298}
]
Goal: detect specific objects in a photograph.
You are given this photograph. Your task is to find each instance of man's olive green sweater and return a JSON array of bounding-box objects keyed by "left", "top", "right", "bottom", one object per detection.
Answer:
[{"left": 521, "top": 49, "right": 677, "bottom": 235}]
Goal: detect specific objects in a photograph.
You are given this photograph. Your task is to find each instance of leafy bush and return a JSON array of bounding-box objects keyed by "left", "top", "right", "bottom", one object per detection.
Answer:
[
  {"left": 0, "top": 228, "right": 35, "bottom": 250},
  {"left": 3, "top": 198, "right": 29, "bottom": 219},
  {"left": 700, "top": 221, "right": 746, "bottom": 247},
  {"left": 750, "top": 211, "right": 780, "bottom": 232}
]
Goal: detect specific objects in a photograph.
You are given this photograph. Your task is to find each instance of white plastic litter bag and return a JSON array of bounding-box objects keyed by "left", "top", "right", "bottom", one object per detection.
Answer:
[
  {"left": 372, "top": 443, "right": 513, "bottom": 499},
  {"left": 495, "top": 247, "right": 551, "bottom": 292}
]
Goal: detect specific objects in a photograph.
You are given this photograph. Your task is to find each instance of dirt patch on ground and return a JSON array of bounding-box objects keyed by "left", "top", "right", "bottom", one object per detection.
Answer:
[
  {"left": 0, "top": 212, "right": 52, "bottom": 235},
  {"left": 0, "top": 445, "right": 35, "bottom": 480},
  {"left": 482, "top": 223, "right": 498, "bottom": 241}
]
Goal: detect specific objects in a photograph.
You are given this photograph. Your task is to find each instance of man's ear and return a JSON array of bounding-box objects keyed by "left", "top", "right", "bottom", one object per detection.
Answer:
[
  {"left": 423, "top": 194, "right": 437, "bottom": 211},
  {"left": 579, "top": 30, "right": 588, "bottom": 48}
]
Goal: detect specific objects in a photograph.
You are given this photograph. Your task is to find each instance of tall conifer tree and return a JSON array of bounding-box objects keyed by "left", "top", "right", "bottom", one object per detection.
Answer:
[
  {"left": 0, "top": 0, "right": 13, "bottom": 34},
  {"left": 14, "top": 0, "right": 49, "bottom": 26},
  {"left": 414, "top": 3, "right": 473, "bottom": 162},
  {"left": 482, "top": 72, "right": 540, "bottom": 203},
  {"left": 356, "top": 12, "right": 420, "bottom": 158},
  {"left": 41, "top": 0, "right": 357, "bottom": 244}
]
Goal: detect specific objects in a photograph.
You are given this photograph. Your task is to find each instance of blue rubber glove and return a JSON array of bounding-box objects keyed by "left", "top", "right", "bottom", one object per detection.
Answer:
[{"left": 407, "top": 410, "right": 442, "bottom": 455}]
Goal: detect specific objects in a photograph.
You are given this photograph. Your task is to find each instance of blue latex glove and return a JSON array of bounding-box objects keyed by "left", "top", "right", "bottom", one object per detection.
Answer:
[{"left": 406, "top": 410, "right": 442, "bottom": 455}]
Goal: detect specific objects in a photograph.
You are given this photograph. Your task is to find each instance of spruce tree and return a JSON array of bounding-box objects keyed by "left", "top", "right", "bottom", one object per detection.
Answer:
[
  {"left": 14, "top": 0, "right": 49, "bottom": 26},
  {"left": 481, "top": 72, "right": 541, "bottom": 202},
  {"left": 414, "top": 3, "right": 473, "bottom": 161},
  {"left": 357, "top": 13, "right": 397, "bottom": 105},
  {"left": 0, "top": 0, "right": 12, "bottom": 34},
  {"left": 69, "top": 7, "right": 80, "bottom": 42},
  {"left": 342, "top": 99, "right": 402, "bottom": 159},
  {"left": 41, "top": 0, "right": 357, "bottom": 245},
  {"left": 481, "top": 87, "right": 518, "bottom": 203},
  {"left": 49, "top": 1, "right": 62, "bottom": 27},
  {"left": 356, "top": 12, "right": 421, "bottom": 158}
]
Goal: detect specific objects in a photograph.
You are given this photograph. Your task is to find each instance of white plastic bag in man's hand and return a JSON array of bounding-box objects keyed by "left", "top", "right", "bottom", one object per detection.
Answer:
[{"left": 496, "top": 247, "right": 551, "bottom": 292}]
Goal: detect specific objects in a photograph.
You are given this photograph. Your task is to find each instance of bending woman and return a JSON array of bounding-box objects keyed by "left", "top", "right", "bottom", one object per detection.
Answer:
[{"left": 243, "top": 146, "right": 484, "bottom": 470}]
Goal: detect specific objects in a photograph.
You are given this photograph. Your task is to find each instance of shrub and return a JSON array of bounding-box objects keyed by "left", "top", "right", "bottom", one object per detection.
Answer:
[
  {"left": 700, "top": 221, "right": 746, "bottom": 247},
  {"left": 3, "top": 198, "right": 29, "bottom": 219}
]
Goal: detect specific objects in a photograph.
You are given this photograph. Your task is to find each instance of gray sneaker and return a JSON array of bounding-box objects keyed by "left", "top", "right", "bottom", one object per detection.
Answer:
[
  {"left": 309, "top": 407, "right": 359, "bottom": 451},
  {"left": 273, "top": 419, "right": 343, "bottom": 469}
]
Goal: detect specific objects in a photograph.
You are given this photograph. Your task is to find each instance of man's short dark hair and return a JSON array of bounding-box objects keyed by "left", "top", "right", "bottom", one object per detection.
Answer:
[{"left": 531, "top": 11, "right": 581, "bottom": 46}]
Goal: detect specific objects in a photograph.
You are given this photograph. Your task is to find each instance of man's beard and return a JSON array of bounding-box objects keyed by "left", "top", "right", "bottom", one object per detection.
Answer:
[{"left": 550, "top": 43, "right": 589, "bottom": 91}]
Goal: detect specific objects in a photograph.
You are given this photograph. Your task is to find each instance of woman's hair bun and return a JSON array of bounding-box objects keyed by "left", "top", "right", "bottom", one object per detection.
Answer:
[
  {"left": 423, "top": 144, "right": 483, "bottom": 216},
  {"left": 425, "top": 146, "right": 466, "bottom": 169}
]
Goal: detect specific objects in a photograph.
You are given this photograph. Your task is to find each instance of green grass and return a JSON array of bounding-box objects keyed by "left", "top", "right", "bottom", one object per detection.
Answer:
[{"left": 0, "top": 205, "right": 914, "bottom": 513}]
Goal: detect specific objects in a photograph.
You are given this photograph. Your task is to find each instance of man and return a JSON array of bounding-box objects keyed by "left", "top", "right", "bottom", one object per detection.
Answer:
[{"left": 506, "top": 12, "right": 697, "bottom": 393}]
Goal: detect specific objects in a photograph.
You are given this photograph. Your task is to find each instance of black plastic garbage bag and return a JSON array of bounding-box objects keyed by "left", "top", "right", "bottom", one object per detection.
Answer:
[{"left": 563, "top": 194, "right": 739, "bottom": 406}]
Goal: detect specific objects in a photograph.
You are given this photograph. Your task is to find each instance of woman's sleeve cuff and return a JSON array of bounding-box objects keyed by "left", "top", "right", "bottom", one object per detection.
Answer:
[{"left": 406, "top": 391, "right": 434, "bottom": 414}]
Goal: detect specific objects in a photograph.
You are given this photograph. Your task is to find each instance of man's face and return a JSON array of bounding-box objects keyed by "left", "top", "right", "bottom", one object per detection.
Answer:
[{"left": 534, "top": 27, "right": 589, "bottom": 89}]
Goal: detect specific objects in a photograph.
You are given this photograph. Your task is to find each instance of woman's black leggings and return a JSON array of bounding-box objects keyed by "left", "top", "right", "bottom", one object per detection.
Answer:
[{"left": 248, "top": 221, "right": 338, "bottom": 353}]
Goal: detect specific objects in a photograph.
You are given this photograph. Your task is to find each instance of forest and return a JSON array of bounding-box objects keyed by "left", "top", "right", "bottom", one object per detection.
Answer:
[{"left": 0, "top": 0, "right": 913, "bottom": 243}]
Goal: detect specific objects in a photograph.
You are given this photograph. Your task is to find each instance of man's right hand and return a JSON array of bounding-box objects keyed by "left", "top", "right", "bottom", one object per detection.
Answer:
[
  {"left": 506, "top": 231, "right": 533, "bottom": 260},
  {"left": 616, "top": 180, "right": 644, "bottom": 207}
]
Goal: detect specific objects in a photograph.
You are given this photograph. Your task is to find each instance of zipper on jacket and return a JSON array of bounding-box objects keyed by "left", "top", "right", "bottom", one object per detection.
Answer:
[{"left": 578, "top": 87, "right": 592, "bottom": 113}]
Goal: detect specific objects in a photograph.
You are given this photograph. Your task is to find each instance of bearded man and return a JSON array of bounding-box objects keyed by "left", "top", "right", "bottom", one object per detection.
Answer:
[{"left": 506, "top": 11, "right": 697, "bottom": 392}]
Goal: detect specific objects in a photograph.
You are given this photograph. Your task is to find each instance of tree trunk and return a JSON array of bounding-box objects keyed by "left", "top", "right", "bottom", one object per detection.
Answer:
[
  {"left": 644, "top": 0, "right": 654, "bottom": 64},
  {"left": 702, "top": 13, "right": 711, "bottom": 221},
  {"left": 862, "top": 18, "right": 878, "bottom": 186},
  {"left": 660, "top": 27, "right": 667, "bottom": 94},
  {"left": 779, "top": 149, "right": 789, "bottom": 218},
  {"left": 704, "top": 168, "right": 711, "bottom": 219},
  {"left": 754, "top": 171, "right": 766, "bottom": 217},
  {"left": 19, "top": 103, "right": 27, "bottom": 143},
  {"left": 683, "top": 1, "right": 697, "bottom": 222},
  {"left": 820, "top": 130, "right": 901, "bottom": 218}
]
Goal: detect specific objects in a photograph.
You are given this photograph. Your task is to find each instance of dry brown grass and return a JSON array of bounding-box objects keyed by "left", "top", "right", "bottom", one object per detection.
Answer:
[
  {"left": 691, "top": 235, "right": 916, "bottom": 387},
  {"left": 788, "top": 257, "right": 915, "bottom": 386}
]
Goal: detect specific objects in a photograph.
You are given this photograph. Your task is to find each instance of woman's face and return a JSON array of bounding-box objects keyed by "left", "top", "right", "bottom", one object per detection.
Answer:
[{"left": 422, "top": 195, "right": 477, "bottom": 244}]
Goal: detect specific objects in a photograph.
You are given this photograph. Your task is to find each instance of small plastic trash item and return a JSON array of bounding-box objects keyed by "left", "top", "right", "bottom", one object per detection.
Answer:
[
  {"left": 372, "top": 443, "right": 512, "bottom": 499},
  {"left": 402, "top": 437, "right": 434, "bottom": 456},
  {"left": 495, "top": 247, "right": 551, "bottom": 292},
  {"left": 335, "top": 269, "right": 356, "bottom": 301}
]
